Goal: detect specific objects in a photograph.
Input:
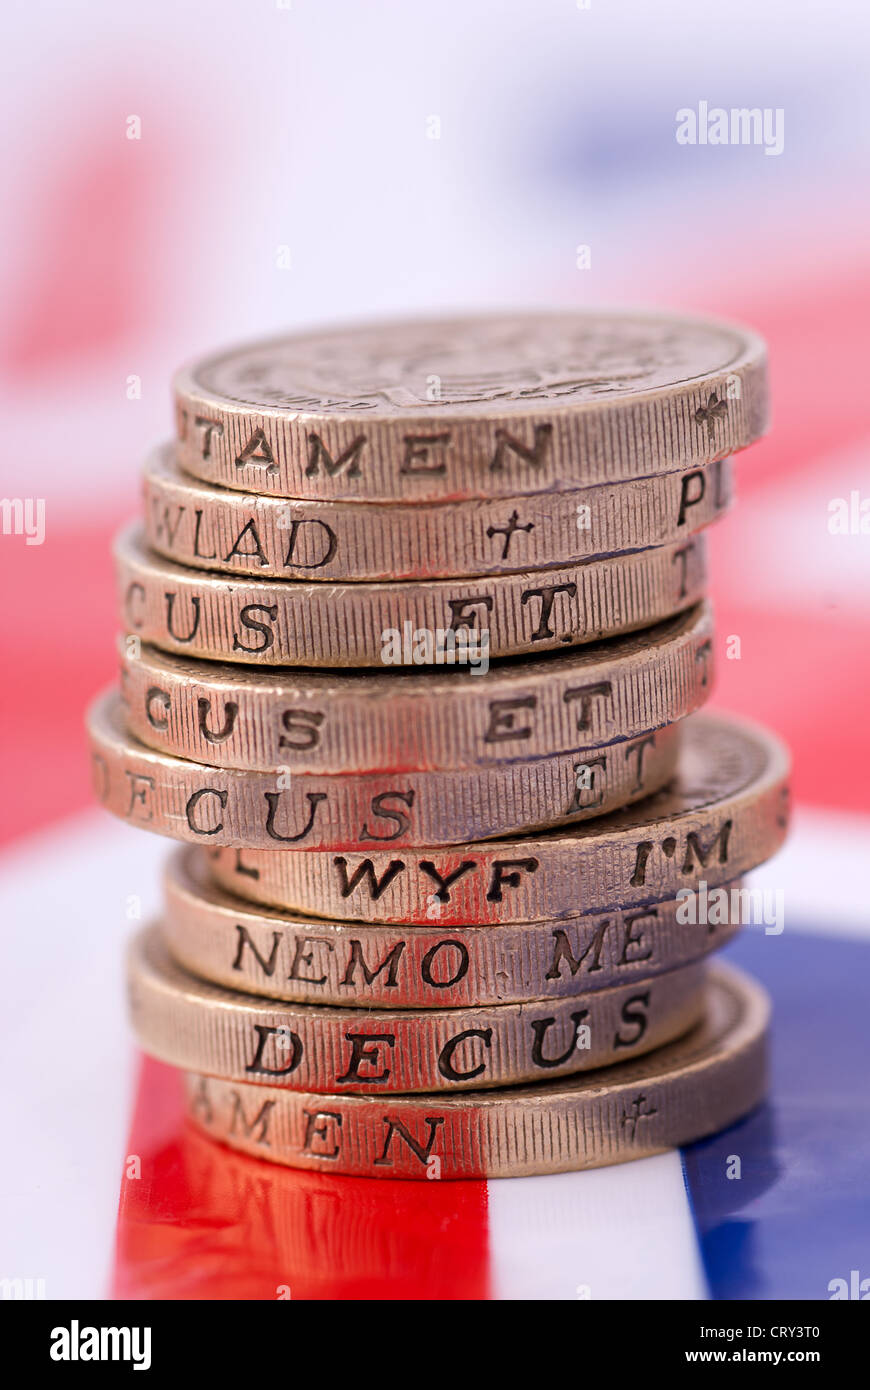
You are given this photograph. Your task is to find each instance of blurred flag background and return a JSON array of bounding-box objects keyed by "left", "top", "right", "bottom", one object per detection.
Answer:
[{"left": 1, "top": 0, "right": 868, "bottom": 1300}]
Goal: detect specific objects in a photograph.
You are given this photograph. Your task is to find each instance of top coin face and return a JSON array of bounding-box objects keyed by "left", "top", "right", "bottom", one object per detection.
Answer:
[{"left": 174, "top": 311, "right": 768, "bottom": 502}]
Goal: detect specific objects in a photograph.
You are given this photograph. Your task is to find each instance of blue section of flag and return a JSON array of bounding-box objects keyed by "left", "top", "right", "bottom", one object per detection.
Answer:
[{"left": 682, "top": 928, "right": 870, "bottom": 1300}]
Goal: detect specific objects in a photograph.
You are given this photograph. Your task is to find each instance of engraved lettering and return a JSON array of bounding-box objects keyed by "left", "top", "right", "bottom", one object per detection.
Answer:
[
  {"left": 437, "top": 1028, "right": 492, "bottom": 1081},
  {"left": 228, "top": 1092, "right": 274, "bottom": 1144},
  {"left": 333, "top": 857, "right": 405, "bottom": 901},
  {"left": 232, "top": 604, "right": 277, "bottom": 653},
  {"left": 486, "top": 509, "right": 533, "bottom": 559},
  {"left": 283, "top": 518, "right": 338, "bottom": 569},
  {"left": 484, "top": 697, "right": 536, "bottom": 743},
  {"left": 125, "top": 771, "right": 154, "bottom": 820},
  {"left": 336, "top": 1033, "right": 395, "bottom": 1084},
  {"left": 302, "top": 1109, "right": 342, "bottom": 1157},
  {"left": 630, "top": 840, "right": 655, "bottom": 887},
  {"left": 192, "top": 509, "right": 218, "bottom": 560},
  {"left": 197, "top": 697, "right": 238, "bottom": 744},
  {"left": 288, "top": 936, "right": 332, "bottom": 984},
  {"left": 545, "top": 920, "right": 612, "bottom": 980},
  {"left": 489, "top": 423, "right": 553, "bottom": 473},
  {"left": 232, "top": 925, "right": 281, "bottom": 977},
  {"left": 279, "top": 708, "right": 325, "bottom": 751},
  {"left": 165, "top": 592, "right": 202, "bottom": 643},
  {"left": 695, "top": 637, "right": 713, "bottom": 688},
  {"left": 400, "top": 432, "right": 451, "bottom": 475},
  {"left": 446, "top": 596, "right": 494, "bottom": 631},
  {"left": 563, "top": 681, "right": 613, "bottom": 731},
  {"left": 564, "top": 754, "right": 607, "bottom": 813},
  {"left": 341, "top": 940, "right": 404, "bottom": 989},
  {"left": 151, "top": 502, "right": 185, "bottom": 546},
  {"left": 233, "top": 849, "right": 259, "bottom": 880},
  {"left": 246, "top": 1023, "right": 303, "bottom": 1075},
  {"left": 91, "top": 751, "right": 109, "bottom": 802},
  {"left": 373, "top": 1116, "right": 445, "bottom": 1166},
  {"left": 195, "top": 416, "right": 224, "bottom": 459},
  {"left": 487, "top": 857, "right": 539, "bottom": 901},
  {"left": 264, "top": 790, "right": 327, "bottom": 843},
  {"left": 418, "top": 860, "right": 477, "bottom": 901},
  {"left": 624, "top": 734, "right": 655, "bottom": 793},
  {"left": 530, "top": 1011, "right": 589, "bottom": 1068},
  {"left": 124, "top": 582, "right": 146, "bottom": 628},
  {"left": 359, "top": 790, "right": 415, "bottom": 841},
  {"left": 622, "top": 1093, "right": 658, "bottom": 1139},
  {"left": 672, "top": 542, "right": 695, "bottom": 600},
  {"left": 619, "top": 910, "right": 656, "bottom": 966},
  {"left": 225, "top": 519, "right": 268, "bottom": 567},
  {"left": 613, "top": 991, "right": 650, "bottom": 1048},
  {"left": 186, "top": 787, "right": 228, "bottom": 835},
  {"left": 305, "top": 433, "right": 366, "bottom": 479},
  {"left": 235, "top": 428, "right": 277, "bottom": 475},
  {"left": 695, "top": 393, "right": 728, "bottom": 442},
  {"left": 677, "top": 469, "right": 705, "bottom": 525},
  {"left": 420, "top": 940, "right": 470, "bottom": 988},
  {"left": 145, "top": 686, "right": 170, "bottom": 731},
  {"left": 188, "top": 1075, "right": 212, "bottom": 1123},
  {"left": 521, "top": 582, "right": 577, "bottom": 641},
  {"left": 683, "top": 821, "right": 732, "bottom": 874}
]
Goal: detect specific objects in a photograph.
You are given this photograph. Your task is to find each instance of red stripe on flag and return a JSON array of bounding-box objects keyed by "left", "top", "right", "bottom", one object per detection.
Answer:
[
  {"left": 112, "top": 1058, "right": 491, "bottom": 1301},
  {"left": 707, "top": 602, "right": 870, "bottom": 815},
  {"left": 0, "top": 516, "right": 124, "bottom": 846},
  {"left": 695, "top": 268, "right": 870, "bottom": 497}
]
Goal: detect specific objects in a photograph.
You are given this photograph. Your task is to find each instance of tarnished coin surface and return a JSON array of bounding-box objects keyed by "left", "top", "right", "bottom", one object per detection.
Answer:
[
  {"left": 128, "top": 924, "right": 706, "bottom": 1094},
  {"left": 181, "top": 963, "right": 769, "bottom": 1176},
  {"left": 206, "top": 712, "right": 790, "bottom": 923},
  {"left": 174, "top": 311, "right": 767, "bottom": 502}
]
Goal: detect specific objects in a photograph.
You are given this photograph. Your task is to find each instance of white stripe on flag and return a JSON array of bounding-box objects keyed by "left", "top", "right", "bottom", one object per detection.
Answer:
[
  {"left": 486, "top": 1151, "right": 708, "bottom": 1300},
  {"left": 746, "top": 805, "right": 870, "bottom": 939}
]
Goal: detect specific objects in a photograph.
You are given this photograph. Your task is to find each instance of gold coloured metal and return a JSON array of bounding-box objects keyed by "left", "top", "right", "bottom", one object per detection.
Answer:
[
  {"left": 181, "top": 963, "right": 769, "bottom": 1177},
  {"left": 118, "top": 602, "right": 713, "bottom": 773},
  {"left": 128, "top": 923, "right": 707, "bottom": 1094},
  {"left": 163, "top": 847, "right": 744, "bottom": 1008},
  {"left": 174, "top": 311, "right": 767, "bottom": 502}
]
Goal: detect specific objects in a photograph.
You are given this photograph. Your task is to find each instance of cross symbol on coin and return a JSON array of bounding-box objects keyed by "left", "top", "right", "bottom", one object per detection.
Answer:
[
  {"left": 695, "top": 391, "right": 728, "bottom": 442},
  {"left": 621, "top": 1093, "right": 658, "bottom": 1139},
  {"left": 486, "top": 509, "right": 534, "bottom": 559}
]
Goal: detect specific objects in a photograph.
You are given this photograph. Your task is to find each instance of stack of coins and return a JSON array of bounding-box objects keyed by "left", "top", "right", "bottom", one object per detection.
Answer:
[{"left": 88, "top": 311, "right": 790, "bottom": 1179}]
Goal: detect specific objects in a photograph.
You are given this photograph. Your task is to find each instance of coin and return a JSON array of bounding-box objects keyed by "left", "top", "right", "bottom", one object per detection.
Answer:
[
  {"left": 173, "top": 311, "right": 767, "bottom": 502},
  {"left": 115, "top": 523, "right": 708, "bottom": 666},
  {"left": 118, "top": 602, "right": 714, "bottom": 773},
  {"left": 144, "top": 442, "right": 732, "bottom": 580},
  {"left": 206, "top": 711, "right": 790, "bottom": 923},
  {"left": 88, "top": 689, "right": 681, "bottom": 848},
  {"left": 128, "top": 924, "right": 707, "bottom": 1094},
  {"left": 163, "top": 846, "right": 744, "bottom": 1008},
  {"left": 180, "top": 962, "right": 768, "bottom": 1176}
]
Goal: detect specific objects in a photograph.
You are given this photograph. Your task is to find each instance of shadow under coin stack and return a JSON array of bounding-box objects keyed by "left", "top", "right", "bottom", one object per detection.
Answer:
[{"left": 88, "top": 311, "right": 791, "bottom": 1179}]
